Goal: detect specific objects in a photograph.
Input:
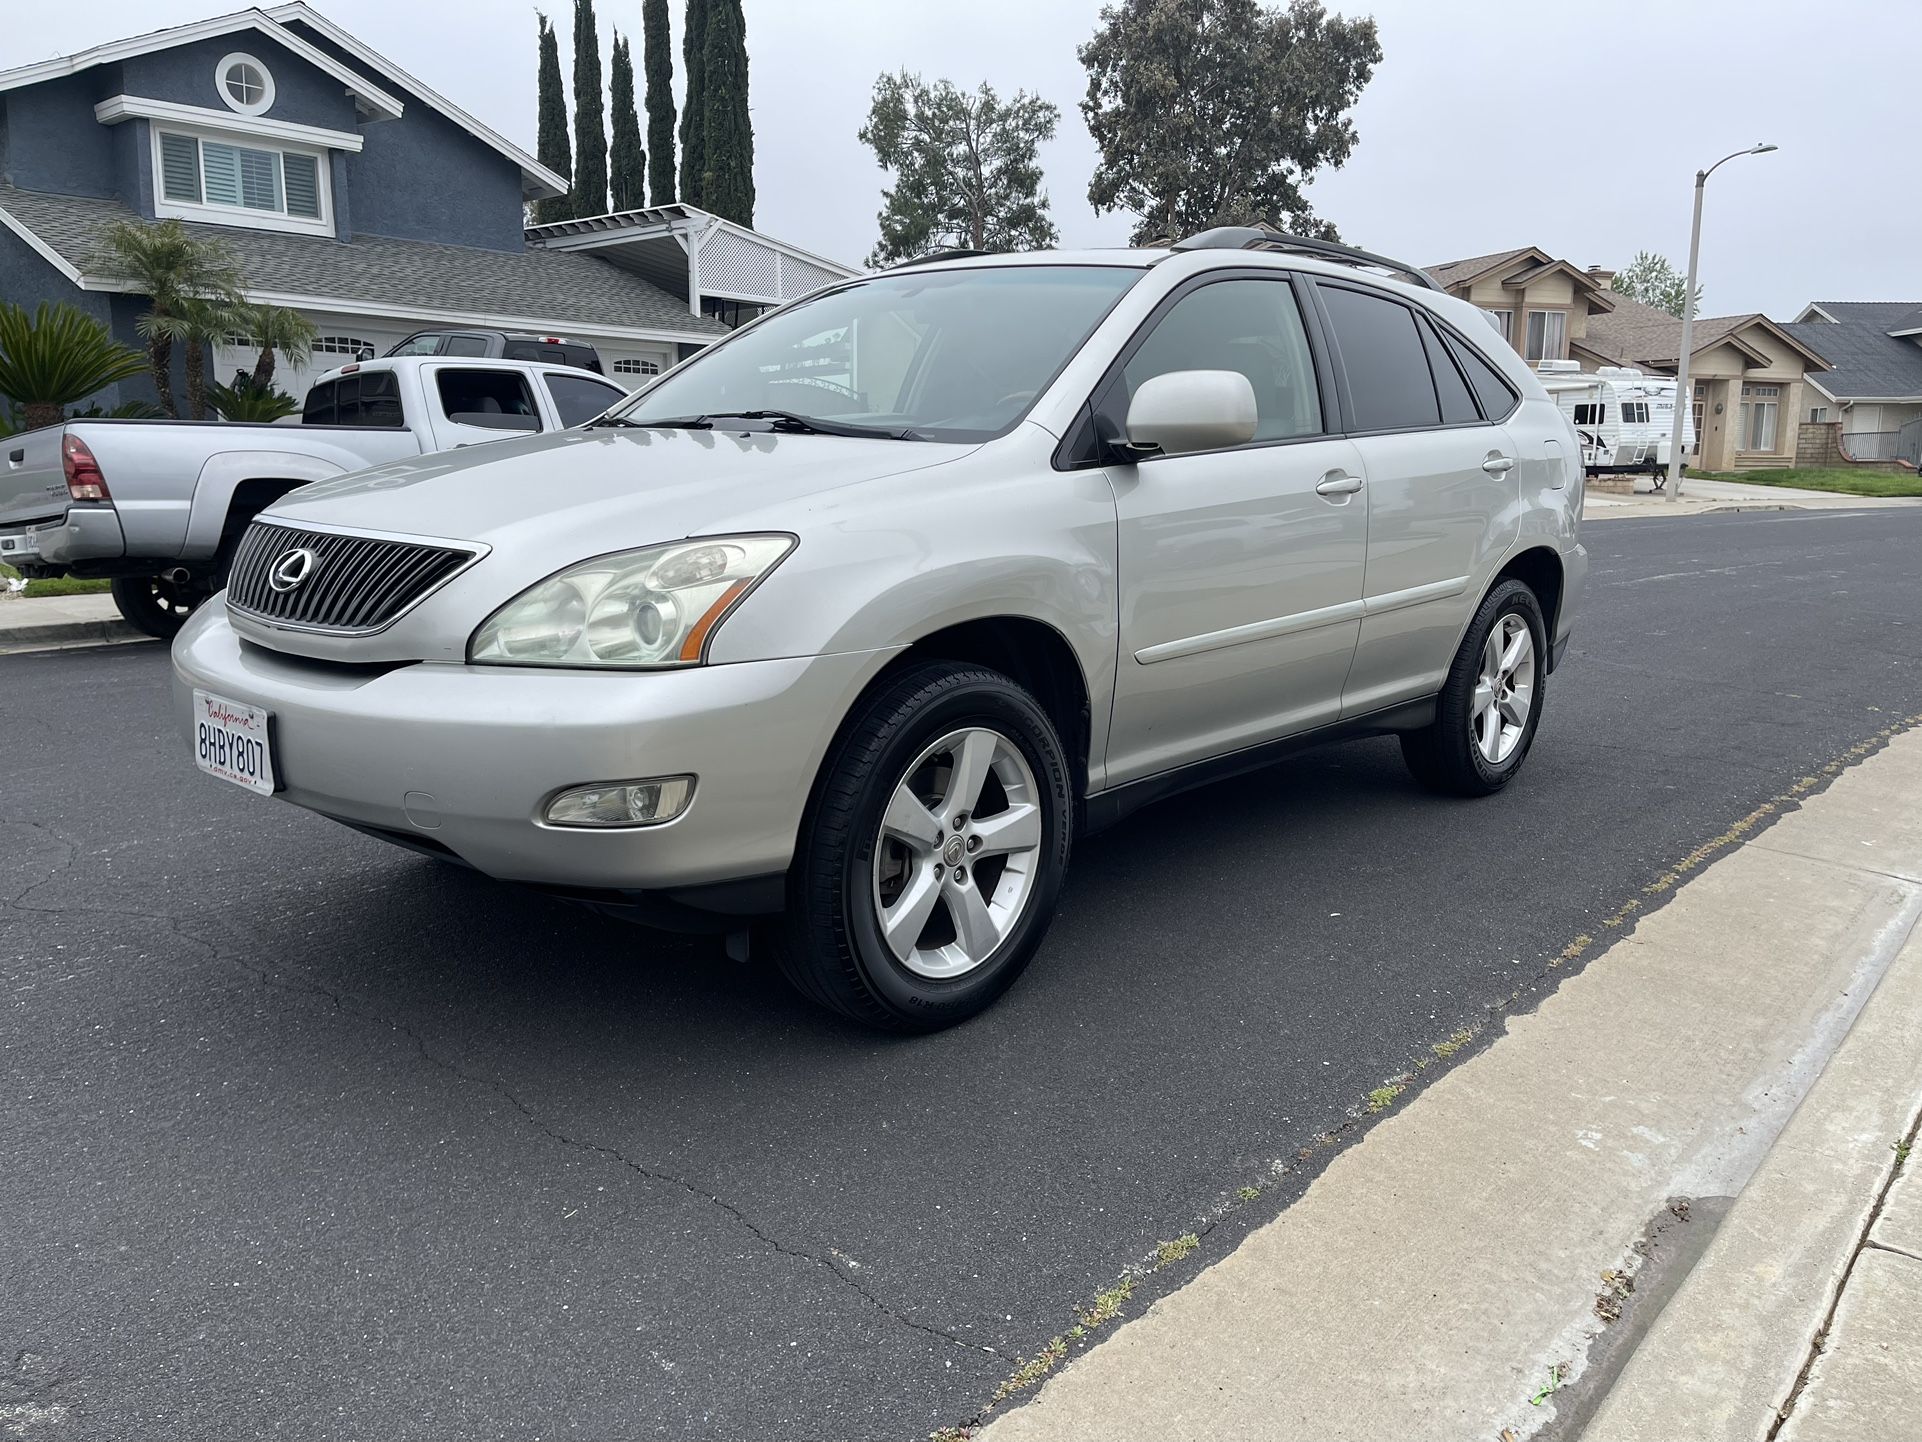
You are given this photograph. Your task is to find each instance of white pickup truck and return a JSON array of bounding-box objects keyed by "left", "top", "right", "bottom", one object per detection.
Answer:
[{"left": 0, "top": 356, "right": 630, "bottom": 636}]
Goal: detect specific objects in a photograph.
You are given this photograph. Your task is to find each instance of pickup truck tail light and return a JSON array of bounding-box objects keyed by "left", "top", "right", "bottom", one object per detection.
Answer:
[{"left": 63, "top": 433, "right": 110, "bottom": 502}]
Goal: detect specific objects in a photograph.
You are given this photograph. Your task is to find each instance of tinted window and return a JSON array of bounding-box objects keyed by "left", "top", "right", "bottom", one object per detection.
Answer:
[
  {"left": 442, "top": 334, "right": 492, "bottom": 358},
  {"left": 1419, "top": 317, "right": 1480, "bottom": 424},
  {"left": 1114, "top": 278, "right": 1323, "bottom": 443},
  {"left": 301, "top": 379, "right": 336, "bottom": 424},
  {"left": 547, "top": 374, "right": 626, "bottom": 426},
  {"left": 1445, "top": 332, "right": 1520, "bottom": 421},
  {"left": 436, "top": 368, "right": 541, "bottom": 428},
  {"left": 1319, "top": 284, "right": 1441, "bottom": 432},
  {"left": 1573, "top": 402, "right": 1605, "bottom": 426},
  {"left": 388, "top": 336, "right": 442, "bottom": 357},
  {"left": 336, "top": 371, "right": 403, "bottom": 427}
]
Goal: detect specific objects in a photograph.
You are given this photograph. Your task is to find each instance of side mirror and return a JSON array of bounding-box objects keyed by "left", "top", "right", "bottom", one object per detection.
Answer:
[{"left": 1122, "top": 370, "right": 1258, "bottom": 458}]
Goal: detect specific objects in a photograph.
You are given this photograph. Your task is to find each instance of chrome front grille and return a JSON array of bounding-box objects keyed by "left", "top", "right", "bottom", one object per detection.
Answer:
[{"left": 226, "top": 521, "right": 479, "bottom": 634}]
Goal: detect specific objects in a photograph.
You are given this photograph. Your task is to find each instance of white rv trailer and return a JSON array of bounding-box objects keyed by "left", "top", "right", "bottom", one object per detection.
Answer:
[{"left": 1535, "top": 360, "right": 1694, "bottom": 477}]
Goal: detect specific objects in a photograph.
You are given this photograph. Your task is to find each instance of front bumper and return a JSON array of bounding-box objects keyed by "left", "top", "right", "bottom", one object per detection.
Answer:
[{"left": 172, "top": 605, "right": 893, "bottom": 897}]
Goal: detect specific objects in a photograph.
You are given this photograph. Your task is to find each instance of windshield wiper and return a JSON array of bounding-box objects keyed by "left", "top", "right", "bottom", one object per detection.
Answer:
[
  {"left": 586, "top": 414, "right": 647, "bottom": 428},
  {"left": 624, "top": 410, "right": 917, "bottom": 440}
]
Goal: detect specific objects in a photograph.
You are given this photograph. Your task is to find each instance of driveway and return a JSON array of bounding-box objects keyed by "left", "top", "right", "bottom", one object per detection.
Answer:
[{"left": 3, "top": 507, "right": 1919, "bottom": 1440}]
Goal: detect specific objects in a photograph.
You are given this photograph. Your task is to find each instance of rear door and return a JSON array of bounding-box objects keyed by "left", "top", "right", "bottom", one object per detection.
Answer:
[
  {"left": 423, "top": 365, "right": 546, "bottom": 449},
  {"left": 1309, "top": 281, "right": 1520, "bottom": 716},
  {"left": 1103, "top": 272, "right": 1369, "bottom": 785}
]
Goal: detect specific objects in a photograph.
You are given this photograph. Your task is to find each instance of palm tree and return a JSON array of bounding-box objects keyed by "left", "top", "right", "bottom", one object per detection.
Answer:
[
  {"left": 0, "top": 301, "right": 150, "bottom": 432},
  {"left": 94, "top": 220, "right": 242, "bottom": 418},
  {"left": 240, "top": 304, "right": 317, "bottom": 392}
]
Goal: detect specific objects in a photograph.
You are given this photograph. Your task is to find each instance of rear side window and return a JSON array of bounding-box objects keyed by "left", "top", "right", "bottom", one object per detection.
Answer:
[
  {"left": 388, "top": 336, "right": 442, "bottom": 357},
  {"left": 1318, "top": 284, "right": 1441, "bottom": 432},
  {"left": 442, "top": 334, "right": 492, "bottom": 358},
  {"left": 546, "top": 373, "right": 626, "bottom": 426},
  {"left": 436, "top": 368, "right": 541, "bottom": 429},
  {"left": 1445, "top": 333, "right": 1520, "bottom": 422},
  {"left": 1419, "top": 317, "right": 1480, "bottom": 424},
  {"left": 1111, "top": 277, "right": 1323, "bottom": 444}
]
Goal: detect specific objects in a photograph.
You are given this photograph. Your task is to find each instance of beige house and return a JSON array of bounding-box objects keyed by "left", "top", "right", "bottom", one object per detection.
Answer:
[{"left": 1429, "top": 247, "right": 1831, "bottom": 471}]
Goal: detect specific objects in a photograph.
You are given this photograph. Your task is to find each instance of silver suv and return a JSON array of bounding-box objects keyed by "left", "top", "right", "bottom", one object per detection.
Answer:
[{"left": 174, "top": 229, "right": 1587, "bottom": 1031}]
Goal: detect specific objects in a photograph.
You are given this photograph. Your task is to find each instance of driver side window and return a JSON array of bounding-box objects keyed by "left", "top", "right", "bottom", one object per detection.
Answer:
[{"left": 1110, "top": 279, "right": 1324, "bottom": 445}]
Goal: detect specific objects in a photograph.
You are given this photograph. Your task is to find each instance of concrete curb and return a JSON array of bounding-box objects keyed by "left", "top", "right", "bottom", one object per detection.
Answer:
[{"left": 0, "top": 616, "right": 145, "bottom": 654}]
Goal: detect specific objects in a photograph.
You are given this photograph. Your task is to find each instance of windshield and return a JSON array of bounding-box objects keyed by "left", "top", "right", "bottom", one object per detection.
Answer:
[{"left": 607, "top": 264, "right": 1142, "bottom": 442}]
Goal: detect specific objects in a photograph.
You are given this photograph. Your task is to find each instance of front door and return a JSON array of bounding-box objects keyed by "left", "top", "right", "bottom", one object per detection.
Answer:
[{"left": 1101, "top": 275, "right": 1369, "bottom": 787}]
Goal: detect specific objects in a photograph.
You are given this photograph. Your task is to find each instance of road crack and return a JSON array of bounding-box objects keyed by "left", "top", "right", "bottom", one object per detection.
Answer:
[{"left": 5, "top": 865, "right": 999, "bottom": 1364}]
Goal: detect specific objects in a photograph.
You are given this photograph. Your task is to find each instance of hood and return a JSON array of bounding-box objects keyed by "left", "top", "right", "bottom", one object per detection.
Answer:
[{"left": 267, "top": 426, "right": 977, "bottom": 552}]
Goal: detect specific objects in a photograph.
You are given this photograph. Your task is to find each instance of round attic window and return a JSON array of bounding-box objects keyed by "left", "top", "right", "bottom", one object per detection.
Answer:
[{"left": 217, "top": 53, "right": 274, "bottom": 116}]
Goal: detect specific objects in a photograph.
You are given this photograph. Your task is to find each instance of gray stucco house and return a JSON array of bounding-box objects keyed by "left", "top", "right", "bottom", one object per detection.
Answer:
[
  {"left": 1781, "top": 302, "right": 1922, "bottom": 466},
  {"left": 0, "top": 3, "right": 856, "bottom": 407}
]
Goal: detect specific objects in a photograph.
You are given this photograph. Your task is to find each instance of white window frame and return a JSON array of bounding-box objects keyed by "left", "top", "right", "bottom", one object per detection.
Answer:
[
  {"left": 1808, "top": 405, "right": 1829, "bottom": 422},
  {"left": 612, "top": 357, "right": 663, "bottom": 377},
  {"left": 216, "top": 52, "right": 276, "bottom": 118},
  {"left": 1489, "top": 308, "right": 1514, "bottom": 345},
  {"left": 151, "top": 121, "right": 332, "bottom": 237},
  {"left": 1523, "top": 309, "right": 1566, "bottom": 361}
]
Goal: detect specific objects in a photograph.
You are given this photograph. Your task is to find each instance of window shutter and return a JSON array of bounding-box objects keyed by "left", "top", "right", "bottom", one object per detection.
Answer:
[
  {"left": 159, "top": 133, "right": 202, "bottom": 203},
  {"left": 283, "top": 153, "right": 321, "bottom": 219},
  {"left": 237, "top": 147, "right": 280, "bottom": 211},
  {"left": 201, "top": 142, "right": 243, "bottom": 206}
]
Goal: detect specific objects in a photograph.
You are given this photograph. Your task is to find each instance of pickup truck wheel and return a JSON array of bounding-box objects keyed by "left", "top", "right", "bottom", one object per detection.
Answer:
[
  {"left": 110, "top": 573, "right": 208, "bottom": 640},
  {"left": 1400, "top": 578, "right": 1546, "bottom": 797},
  {"left": 777, "top": 662, "right": 1073, "bottom": 1031}
]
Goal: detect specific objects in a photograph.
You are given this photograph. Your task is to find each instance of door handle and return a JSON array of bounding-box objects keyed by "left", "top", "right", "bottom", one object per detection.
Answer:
[
  {"left": 1315, "top": 473, "right": 1363, "bottom": 497},
  {"left": 1482, "top": 455, "right": 1515, "bottom": 475}
]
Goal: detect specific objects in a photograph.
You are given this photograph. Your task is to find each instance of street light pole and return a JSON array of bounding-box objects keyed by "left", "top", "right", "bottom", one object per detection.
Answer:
[{"left": 1666, "top": 143, "right": 1777, "bottom": 501}]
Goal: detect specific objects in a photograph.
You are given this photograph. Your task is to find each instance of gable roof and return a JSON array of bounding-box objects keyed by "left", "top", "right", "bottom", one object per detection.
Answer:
[
  {"left": 265, "top": 2, "right": 565, "bottom": 200},
  {"left": 1426, "top": 248, "right": 1539, "bottom": 291},
  {"left": 1584, "top": 292, "right": 1829, "bottom": 372},
  {"left": 0, "top": 8, "right": 401, "bottom": 121},
  {"left": 0, "top": 5, "right": 566, "bottom": 201},
  {"left": 1781, "top": 303, "right": 1922, "bottom": 403},
  {"left": 0, "top": 187, "right": 728, "bottom": 343}
]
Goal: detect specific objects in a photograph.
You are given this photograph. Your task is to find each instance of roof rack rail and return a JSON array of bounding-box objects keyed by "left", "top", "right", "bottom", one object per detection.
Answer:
[
  {"left": 885, "top": 247, "right": 997, "bottom": 271},
  {"left": 1171, "top": 227, "right": 1441, "bottom": 292}
]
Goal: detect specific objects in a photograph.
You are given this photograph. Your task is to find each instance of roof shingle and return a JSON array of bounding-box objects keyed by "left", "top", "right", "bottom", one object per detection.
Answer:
[
  {"left": 0, "top": 187, "right": 729, "bottom": 340},
  {"left": 1782, "top": 304, "right": 1922, "bottom": 401}
]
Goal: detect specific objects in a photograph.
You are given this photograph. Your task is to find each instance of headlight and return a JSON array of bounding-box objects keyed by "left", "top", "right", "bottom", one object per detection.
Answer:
[{"left": 468, "top": 535, "right": 794, "bottom": 668}]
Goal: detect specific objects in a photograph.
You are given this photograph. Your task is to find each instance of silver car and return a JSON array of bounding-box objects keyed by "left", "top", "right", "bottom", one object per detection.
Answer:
[{"left": 174, "top": 229, "right": 1587, "bottom": 1031}]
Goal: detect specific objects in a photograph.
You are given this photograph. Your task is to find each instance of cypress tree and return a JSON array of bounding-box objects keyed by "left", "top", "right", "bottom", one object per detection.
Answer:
[
  {"left": 700, "top": 0, "right": 754, "bottom": 226},
  {"left": 609, "top": 34, "right": 646, "bottom": 210},
  {"left": 642, "top": 0, "right": 677, "bottom": 205},
  {"left": 570, "top": 0, "right": 608, "bottom": 217},
  {"left": 533, "top": 13, "right": 573, "bottom": 223},
  {"left": 678, "top": 0, "right": 709, "bottom": 205}
]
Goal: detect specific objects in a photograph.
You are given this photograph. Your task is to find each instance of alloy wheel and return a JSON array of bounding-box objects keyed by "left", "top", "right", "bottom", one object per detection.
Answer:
[
  {"left": 870, "top": 726, "right": 1044, "bottom": 980},
  {"left": 1472, "top": 614, "right": 1536, "bottom": 765}
]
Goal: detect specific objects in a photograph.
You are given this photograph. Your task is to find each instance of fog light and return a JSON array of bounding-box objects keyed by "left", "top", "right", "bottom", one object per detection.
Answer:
[{"left": 543, "top": 776, "right": 694, "bottom": 828}]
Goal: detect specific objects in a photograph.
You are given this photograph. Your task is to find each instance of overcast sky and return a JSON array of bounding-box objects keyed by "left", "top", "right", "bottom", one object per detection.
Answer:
[{"left": 13, "top": 0, "right": 1919, "bottom": 318}]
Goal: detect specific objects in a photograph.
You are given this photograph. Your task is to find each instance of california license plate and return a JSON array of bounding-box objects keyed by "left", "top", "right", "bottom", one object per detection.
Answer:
[{"left": 192, "top": 690, "right": 275, "bottom": 795}]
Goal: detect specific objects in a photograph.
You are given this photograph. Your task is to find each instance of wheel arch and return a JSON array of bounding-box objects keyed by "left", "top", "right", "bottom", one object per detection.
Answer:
[{"left": 1492, "top": 546, "right": 1565, "bottom": 669}]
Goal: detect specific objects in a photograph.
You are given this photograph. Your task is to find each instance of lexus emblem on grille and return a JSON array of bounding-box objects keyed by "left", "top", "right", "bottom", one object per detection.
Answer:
[{"left": 267, "top": 547, "right": 320, "bottom": 593}]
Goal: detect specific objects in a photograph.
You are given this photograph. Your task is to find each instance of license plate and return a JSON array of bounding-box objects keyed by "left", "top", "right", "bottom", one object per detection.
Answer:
[{"left": 192, "top": 690, "right": 275, "bottom": 795}]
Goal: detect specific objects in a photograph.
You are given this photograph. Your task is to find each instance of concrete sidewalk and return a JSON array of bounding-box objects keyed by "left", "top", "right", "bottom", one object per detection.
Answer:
[
  {"left": 0, "top": 592, "right": 143, "bottom": 654},
  {"left": 1585, "top": 474, "right": 1921, "bottom": 520},
  {"left": 974, "top": 721, "right": 1922, "bottom": 1441}
]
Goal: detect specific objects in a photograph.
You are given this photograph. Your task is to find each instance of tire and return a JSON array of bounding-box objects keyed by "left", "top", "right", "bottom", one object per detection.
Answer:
[
  {"left": 110, "top": 573, "right": 209, "bottom": 640},
  {"left": 1400, "top": 578, "right": 1548, "bottom": 797},
  {"left": 776, "top": 662, "right": 1074, "bottom": 1031}
]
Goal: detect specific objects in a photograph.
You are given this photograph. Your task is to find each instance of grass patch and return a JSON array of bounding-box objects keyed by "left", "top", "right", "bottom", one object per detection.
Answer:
[
  {"left": 1236, "top": 1185, "right": 1261, "bottom": 1203},
  {"left": 1154, "top": 1234, "right": 1199, "bottom": 1268},
  {"left": 1690, "top": 467, "right": 1922, "bottom": 498},
  {"left": 1076, "top": 1277, "right": 1134, "bottom": 1330},
  {"left": 21, "top": 576, "right": 112, "bottom": 597},
  {"left": 1431, "top": 1028, "right": 1474, "bottom": 1060},
  {"left": 1365, "top": 1083, "right": 1405, "bottom": 1114},
  {"left": 991, "top": 1335, "right": 1068, "bottom": 1404}
]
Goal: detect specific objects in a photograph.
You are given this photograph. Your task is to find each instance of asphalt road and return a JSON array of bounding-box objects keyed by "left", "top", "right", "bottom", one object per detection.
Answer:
[{"left": 5, "top": 507, "right": 1920, "bottom": 1441}]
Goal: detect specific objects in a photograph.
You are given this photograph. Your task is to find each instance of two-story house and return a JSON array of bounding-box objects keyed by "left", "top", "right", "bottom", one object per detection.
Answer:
[
  {"left": 1428, "top": 246, "right": 1831, "bottom": 471},
  {"left": 0, "top": 4, "right": 855, "bottom": 408}
]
